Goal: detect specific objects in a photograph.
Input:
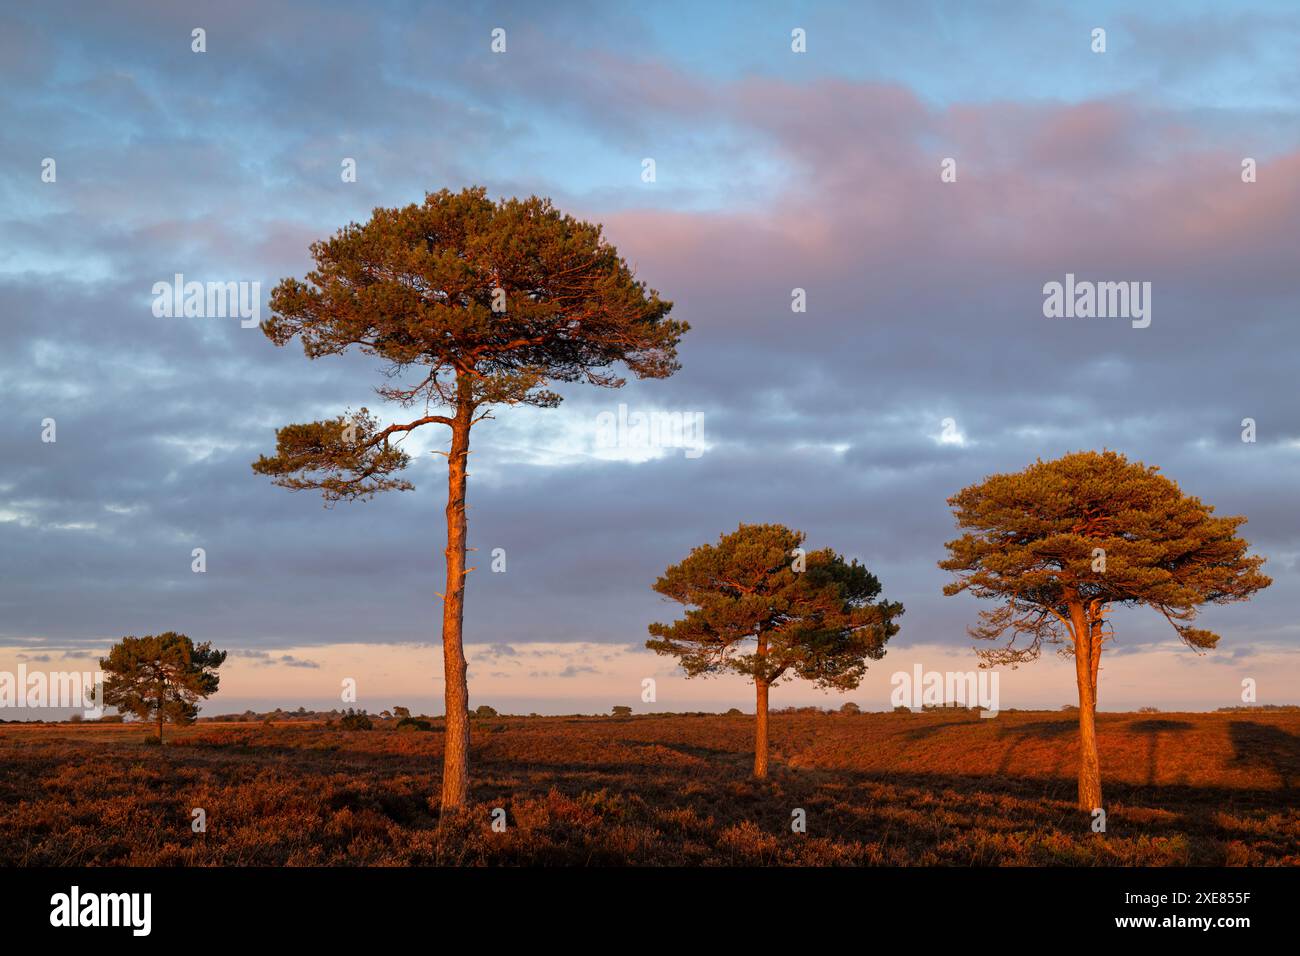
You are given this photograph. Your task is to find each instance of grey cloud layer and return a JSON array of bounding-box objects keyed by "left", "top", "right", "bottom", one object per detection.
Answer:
[{"left": 1, "top": 2, "right": 1296, "bottom": 666}]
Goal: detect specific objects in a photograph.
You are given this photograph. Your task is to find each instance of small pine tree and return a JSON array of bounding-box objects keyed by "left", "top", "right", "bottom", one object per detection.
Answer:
[
  {"left": 99, "top": 632, "right": 226, "bottom": 743},
  {"left": 648, "top": 524, "right": 902, "bottom": 778}
]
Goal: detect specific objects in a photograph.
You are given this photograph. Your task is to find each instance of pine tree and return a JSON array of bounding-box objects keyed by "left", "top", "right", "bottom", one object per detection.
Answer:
[
  {"left": 252, "top": 188, "right": 686, "bottom": 809},
  {"left": 648, "top": 524, "right": 902, "bottom": 777},
  {"left": 940, "top": 450, "right": 1271, "bottom": 810},
  {"left": 99, "top": 633, "right": 226, "bottom": 743}
]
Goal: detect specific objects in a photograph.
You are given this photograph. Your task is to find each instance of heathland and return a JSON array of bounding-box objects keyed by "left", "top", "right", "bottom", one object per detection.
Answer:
[{"left": 2, "top": 709, "right": 1296, "bottom": 865}]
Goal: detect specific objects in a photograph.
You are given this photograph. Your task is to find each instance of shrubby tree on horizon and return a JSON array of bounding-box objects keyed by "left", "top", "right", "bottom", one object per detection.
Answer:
[
  {"left": 647, "top": 523, "right": 903, "bottom": 778},
  {"left": 940, "top": 449, "right": 1271, "bottom": 811},
  {"left": 99, "top": 632, "right": 226, "bottom": 743},
  {"left": 252, "top": 187, "right": 686, "bottom": 810}
]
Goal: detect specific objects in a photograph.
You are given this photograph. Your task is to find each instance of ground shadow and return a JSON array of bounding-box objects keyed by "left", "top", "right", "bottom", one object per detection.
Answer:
[
  {"left": 1128, "top": 719, "right": 1194, "bottom": 786},
  {"left": 1229, "top": 721, "right": 1300, "bottom": 789},
  {"left": 995, "top": 720, "right": 1076, "bottom": 777}
]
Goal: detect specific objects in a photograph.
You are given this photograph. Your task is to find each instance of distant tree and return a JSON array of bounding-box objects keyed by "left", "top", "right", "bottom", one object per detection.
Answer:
[
  {"left": 892, "top": 705, "right": 911, "bottom": 714},
  {"left": 339, "top": 708, "right": 373, "bottom": 730},
  {"left": 725, "top": 707, "right": 744, "bottom": 716},
  {"left": 99, "top": 632, "right": 226, "bottom": 743},
  {"left": 940, "top": 450, "right": 1271, "bottom": 810},
  {"left": 392, "top": 706, "right": 411, "bottom": 720},
  {"left": 611, "top": 705, "right": 633, "bottom": 717},
  {"left": 252, "top": 188, "right": 686, "bottom": 810},
  {"left": 473, "top": 705, "right": 498, "bottom": 719},
  {"left": 396, "top": 716, "right": 433, "bottom": 732},
  {"left": 839, "top": 701, "right": 861, "bottom": 715},
  {"left": 648, "top": 524, "right": 902, "bottom": 778}
]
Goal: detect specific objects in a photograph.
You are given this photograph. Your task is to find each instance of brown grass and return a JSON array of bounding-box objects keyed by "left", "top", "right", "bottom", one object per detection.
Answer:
[{"left": 1, "top": 710, "right": 1296, "bottom": 865}]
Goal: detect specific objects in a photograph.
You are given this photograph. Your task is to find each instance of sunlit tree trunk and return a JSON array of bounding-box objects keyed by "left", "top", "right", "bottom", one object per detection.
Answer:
[
  {"left": 1071, "top": 603, "right": 1103, "bottom": 811},
  {"left": 754, "top": 628, "right": 769, "bottom": 779},
  {"left": 439, "top": 381, "right": 473, "bottom": 811}
]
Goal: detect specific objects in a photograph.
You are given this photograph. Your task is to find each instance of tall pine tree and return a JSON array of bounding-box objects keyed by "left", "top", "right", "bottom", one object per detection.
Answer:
[{"left": 252, "top": 188, "right": 686, "bottom": 809}]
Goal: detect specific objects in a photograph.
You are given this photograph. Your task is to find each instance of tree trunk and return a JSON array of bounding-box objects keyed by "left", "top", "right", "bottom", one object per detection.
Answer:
[
  {"left": 439, "top": 386, "right": 473, "bottom": 812},
  {"left": 157, "top": 708, "right": 163, "bottom": 744},
  {"left": 1071, "top": 604, "right": 1103, "bottom": 811},
  {"left": 753, "top": 627, "right": 769, "bottom": 779},
  {"left": 1089, "top": 609, "right": 1102, "bottom": 716},
  {"left": 754, "top": 678, "right": 769, "bottom": 779}
]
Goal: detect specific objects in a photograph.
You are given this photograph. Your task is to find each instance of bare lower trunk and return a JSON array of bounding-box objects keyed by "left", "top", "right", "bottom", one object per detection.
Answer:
[
  {"left": 753, "top": 627, "right": 769, "bottom": 779},
  {"left": 1089, "top": 620, "right": 1102, "bottom": 716},
  {"left": 754, "top": 678, "right": 769, "bottom": 779},
  {"left": 1072, "top": 604, "right": 1102, "bottom": 811},
  {"left": 439, "top": 389, "right": 473, "bottom": 812}
]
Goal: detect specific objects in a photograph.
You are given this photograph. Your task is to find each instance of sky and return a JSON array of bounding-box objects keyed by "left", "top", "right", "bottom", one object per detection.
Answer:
[{"left": 1, "top": 0, "right": 1298, "bottom": 716}]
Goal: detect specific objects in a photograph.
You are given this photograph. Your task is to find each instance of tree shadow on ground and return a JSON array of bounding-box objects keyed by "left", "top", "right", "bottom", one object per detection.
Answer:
[
  {"left": 995, "top": 720, "right": 1076, "bottom": 777},
  {"left": 1229, "top": 721, "right": 1300, "bottom": 789},
  {"left": 1128, "top": 719, "right": 1194, "bottom": 786}
]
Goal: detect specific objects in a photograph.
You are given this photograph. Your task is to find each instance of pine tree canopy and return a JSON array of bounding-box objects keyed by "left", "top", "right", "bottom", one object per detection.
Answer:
[
  {"left": 252, "top": 187, "right": 687, "bottom": 500},
  {"left": 940, "top": 450, "right": 1271, "bottom": 662},
  {"left": 647, "top": 523, "right": 903, "bottom": 689}
]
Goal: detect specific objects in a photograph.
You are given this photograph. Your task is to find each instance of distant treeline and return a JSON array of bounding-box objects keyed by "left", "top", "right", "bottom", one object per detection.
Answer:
[{"left": 8, "top": 702, "right": 1296, "bottom": 726}]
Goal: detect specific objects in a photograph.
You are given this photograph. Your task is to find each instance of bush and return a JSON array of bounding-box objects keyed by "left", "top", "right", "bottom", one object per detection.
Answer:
[
  {"left": 339, "top": 709, "right": 373, "bottom": 731},
  {"left": 473, "top": 705, "right": 498, "bottom": 718},
  {"left": 893, "top": 705, "right": 911, "bottom": 714},
  {"left": 725, "top": 707, "right": 743, "bottom": 716},
  {"left": 611, "top": 705, "right": 633, "bottom": 717},
  {"left": 1138, "top": 706, "right": 1161, "bottom": 714},
  {"left": 395, "top": 717, "right": 432, "bottom": 732},
  {"left": 840, "top": 702, "right": 861, "bottom": 715}
]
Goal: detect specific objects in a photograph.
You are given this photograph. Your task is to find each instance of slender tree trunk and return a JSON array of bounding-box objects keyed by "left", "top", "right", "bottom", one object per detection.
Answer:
[
  {"left": 439, "top": 385, "right": 474, "bottom": 812},
  {"left": 156, "top": 678, "right": 164, "bottom": 744},
  {"left": 1071, "top": 604, "right": 1103, "bottom": 811},
  {"left": 754, "top": 628, "right": 769, "bottom": 779},
  {"left": 1089, "top": 619, "right": 1102, "bottom": 716}
]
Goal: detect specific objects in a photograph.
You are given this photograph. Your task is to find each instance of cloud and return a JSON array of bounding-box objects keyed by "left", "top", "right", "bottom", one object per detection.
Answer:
[{"left": 1, "top": 1, "right": 1296, "bottom": 712}]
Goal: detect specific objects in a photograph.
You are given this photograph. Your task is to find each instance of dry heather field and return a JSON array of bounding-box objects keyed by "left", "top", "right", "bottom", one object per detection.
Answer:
[{"left": 1, "top": 710, "right": 1297, "bottom": 866}]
